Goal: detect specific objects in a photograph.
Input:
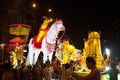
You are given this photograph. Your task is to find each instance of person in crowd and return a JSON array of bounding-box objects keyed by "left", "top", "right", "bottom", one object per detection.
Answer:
[
  {"left": 72, "top": 56, "right": 100, "bottom": 80},
  {"left": 60, "top": 63, "right": 75, "bottom": 80},
  {"left": 43, "top": 60, "right": 54, "bottom": 80},
  {"left": 19, "top": 62, "right": 27, "bottom": 80},
  {"left": 107, "top": 62, "right": 118, "bottom": 80},
  {"left": 24, "top": 66, "right": 33, "bottom": 80},
  {"left": 32, "top": 60, "right": 43, "bottom": 80},
  {"left": 116, "top": 62, "right": 120, "bottom": 72},
  {"left": 0, "top": 64, "right": 6, "bottom": 80},
  {"left": 52, "top": 60, "right": 62, "bottom": 80},
  {"left": 2, "top": 62, "right": 14, "bottom": 80}
]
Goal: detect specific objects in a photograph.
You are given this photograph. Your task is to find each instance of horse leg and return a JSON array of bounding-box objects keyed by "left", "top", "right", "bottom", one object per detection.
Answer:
[
  {"left": 33, "top": 49, "right": 40, "bottom": 65},
  {"left": 26, "top": 38, "right": 34, "bottom": 66},
  {"left": 26, "top": 51, "right": 34, "bottom": 66},
  {"left": 43, "top": 52, "right": 48, "bottom": 63},
  {"left": 49, "top": 52, "right": 53, "bottom": 64}
]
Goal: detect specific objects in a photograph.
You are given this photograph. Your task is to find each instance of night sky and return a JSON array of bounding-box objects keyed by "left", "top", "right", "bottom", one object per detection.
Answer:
[
  {"left": 37, "top": 0, "right": 120, "bottom": 59},
  {"left": 1, "top": 0, "right": 120, "bottom": 59}
]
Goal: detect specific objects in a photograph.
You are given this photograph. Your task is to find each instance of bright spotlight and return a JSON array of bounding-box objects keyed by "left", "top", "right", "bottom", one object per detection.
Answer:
[
  {"left": 105, "top": 48, "right": 110, "bottom": 59},
  {"left": 32, "top": 3, "right": 36, "bottom": 8},
  {"left": 105, "top": 66, "right": 110, "bottom": 71},
  {"left": 105, "top": 48, "right": 110, "bottom": 54},
  {"left": 48, "top": 9, "right": 52, "bottom": 12}
]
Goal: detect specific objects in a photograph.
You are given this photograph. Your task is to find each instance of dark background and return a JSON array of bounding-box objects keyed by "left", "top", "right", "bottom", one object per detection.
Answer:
[
  {"left": 39, "top": 0, "right": 120, "bottom": 59},
  {"left": 0, "top": 0, "right": 120, "bottom": 59}
]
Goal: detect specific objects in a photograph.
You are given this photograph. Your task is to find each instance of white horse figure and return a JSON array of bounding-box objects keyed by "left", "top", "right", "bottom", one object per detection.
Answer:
[{"left": 26, "top": 19, "right": 65, "bottom": 66}]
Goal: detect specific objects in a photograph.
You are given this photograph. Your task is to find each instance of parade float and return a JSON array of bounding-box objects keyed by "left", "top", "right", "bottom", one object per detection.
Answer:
[
  {"left": 55, "top": 38, "right": 80, "bottom": 64},
  {"left": 55, "top": 31, "right": 104, "bottom": 72},
  {"left": 9, "top": 24, "right": 31, "bottom": 68},
  {"left": 82, "top": 31, "right": 104, "bottom": 70},
  {"left": 26, "top": 16, "right": 65, "bottom": 66}
]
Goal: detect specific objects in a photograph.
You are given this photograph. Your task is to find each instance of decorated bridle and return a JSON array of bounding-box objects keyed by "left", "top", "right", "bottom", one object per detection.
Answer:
[{"left": 55, "top": 19, "right": 65, "bottom": 40}]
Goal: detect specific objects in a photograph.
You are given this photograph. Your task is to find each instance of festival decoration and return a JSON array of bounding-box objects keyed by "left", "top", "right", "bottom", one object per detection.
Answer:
[
  {"left": 26, "top": 17, "right": 65, "bottom": 66},
  {"left": 9, "top": 37, "right": 25, "bottom": 46},
  {"left": 82, "top": 31, "right": 103, "bottom": 70},
  {"left": 9, "top": 24, "right": 31, "bottom": 68},
  {"left": 55, "top": 39, "right": 78, "bottom": 64},
  {"left": 9, "top": 24, "right": 31, "bottom": 36}
]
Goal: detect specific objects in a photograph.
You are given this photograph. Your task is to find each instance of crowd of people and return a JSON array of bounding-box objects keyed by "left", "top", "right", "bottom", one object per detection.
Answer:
[
  {"left": 0, "top": 56, "right": 120, "bottom": 80},
  {"left": 0, "top": 56, "right": 74, "bottom": 80}
]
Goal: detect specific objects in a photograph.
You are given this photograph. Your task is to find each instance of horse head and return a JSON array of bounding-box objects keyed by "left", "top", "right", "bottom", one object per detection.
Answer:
[
  {"left": 55, "top": 19, "right": 65, "bottom": 32},
  {"left": 54, "top": 19, "right": 65, "bottom": 40},
  {"left": 46, "top": 19, "right": 65, "bottom": 44}
]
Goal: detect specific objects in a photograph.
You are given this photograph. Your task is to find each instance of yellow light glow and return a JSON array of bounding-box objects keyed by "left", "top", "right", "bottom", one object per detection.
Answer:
[
  {"left": 32, "top": 3, "right": 36, "bottom": 8},
  {"left": 49, "top": 18, "right": 53, "bottom": 22},
  {"left": 69, "top": 45, "right": 72, "bottom": 49},
  {"left": 48, "top": 9, "right": 52, "bottom": 12},
  {"left": 37, "top": 31, "right": 45, "bottom": 42},
  {"left": 36, "top": 16, "right": 50, "bottom": 42}
]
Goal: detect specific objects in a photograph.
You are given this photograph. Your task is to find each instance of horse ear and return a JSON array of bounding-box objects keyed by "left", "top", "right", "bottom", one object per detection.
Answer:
[
  {"left": 56, "top": 18, "right": 62, "bottom": 21},
  {"left": 56, "top": 19, "right": 63, "bottom": 24}
]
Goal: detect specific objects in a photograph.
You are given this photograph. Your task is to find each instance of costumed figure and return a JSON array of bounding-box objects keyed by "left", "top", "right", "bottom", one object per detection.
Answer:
[
  {"left": 55, "top": 40, "right": 63, "bottom": 63},
  {"left": 10, "top": 48, "right": 18, "bottom": 68},
  {"left": 62, "top": 39, "right": 77, "bottom": 64},
  {"left": 26, "top": 17, "right": 65, "bottom": 66}
]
